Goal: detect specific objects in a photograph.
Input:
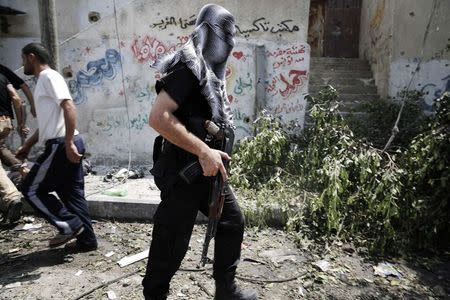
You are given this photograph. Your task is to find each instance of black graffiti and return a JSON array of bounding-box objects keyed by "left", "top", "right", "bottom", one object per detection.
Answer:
[
  {"left": 235, "top": 18, "right": 300, "bottom": 38},
  {"left": 152, "top": 15, "right": 196, "bottom": 30}
]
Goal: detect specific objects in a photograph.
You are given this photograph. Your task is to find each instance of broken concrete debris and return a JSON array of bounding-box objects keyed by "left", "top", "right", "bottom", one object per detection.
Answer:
[
  {"left": 102, "top": 167, "right": 146, "bottom": 182},
  {"left": 373, "top": 262, "right": 403, "bottom": 278},
  {"left": 117, "top": 249, "right": 149, "bottom": 267}
]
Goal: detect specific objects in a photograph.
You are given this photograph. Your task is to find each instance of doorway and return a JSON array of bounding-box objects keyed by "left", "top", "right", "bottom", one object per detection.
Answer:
[{"left": 308, "top": 0, "right": 362, "bottom": 58}]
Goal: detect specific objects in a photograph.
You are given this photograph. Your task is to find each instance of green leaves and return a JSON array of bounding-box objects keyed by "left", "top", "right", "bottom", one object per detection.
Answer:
[
  {"left": 232, "top": 90, "right": 450, "bottom": 254},
  {"left": 230, "top": 110, "right": 290, "bottom": 188}
]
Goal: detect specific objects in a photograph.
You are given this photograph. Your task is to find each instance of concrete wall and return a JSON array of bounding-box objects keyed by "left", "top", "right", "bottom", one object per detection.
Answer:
[
  {"left": 2, "top": 0, "right": 310, "bottom": 163},
  {"left": 359, "top": 0, "right": 394, "bottom": 98},
  {"left": 360, "top": 0, "right": 450, "bottom": 106},
  {"left": 389, "top": 0, "right": 450, "bottom": 109},
  {"left": 0, "top": 0, "right": 130, "bottom": 69}
]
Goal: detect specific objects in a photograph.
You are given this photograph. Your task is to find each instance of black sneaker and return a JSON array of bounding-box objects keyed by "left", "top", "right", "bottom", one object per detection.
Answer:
[
  {"left": 6, "top": 199, "right": 23, "bottom": 224},
  {"left": 48, "top": 226, "right": 84, "bottom": 248},
  {"left": 64, "top": 240, "right": 98, "bottom": 253},
  {"left": 215, "top": 279, "right": 258, "bottom": 300}
]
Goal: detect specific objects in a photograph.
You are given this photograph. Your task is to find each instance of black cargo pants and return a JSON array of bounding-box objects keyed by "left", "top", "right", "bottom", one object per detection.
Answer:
[{"left": 142, "top": 175, "right": 244, "bottom": 298}]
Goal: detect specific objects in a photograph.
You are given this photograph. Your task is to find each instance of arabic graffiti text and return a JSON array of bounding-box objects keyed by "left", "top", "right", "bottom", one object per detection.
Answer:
[
  {"left": 266, "top": 69, "right": 308, "bottom": 98},
  {"left": 152, "top": 15, "right": 196, "bottom": 30},
  {"left": 69, "top": 49, "right": 121, "bottom": 104},
  {"left": 267, "top": 45, "right": 307, "bottom": 69},
  {"left": 236, "top": 17, "right": 300, "bottom": 38},
  {"left": 101, "top": 112, "right": 149, "bottom": 132},
  {"left": 131, "top": 36, "right": 188, "bottom": 64},
  {"left": 233, "top": 73, "right": 253, "bottom": 96},
  {"left": 271, "top": 101, "right": 305, "bottom": 115}
]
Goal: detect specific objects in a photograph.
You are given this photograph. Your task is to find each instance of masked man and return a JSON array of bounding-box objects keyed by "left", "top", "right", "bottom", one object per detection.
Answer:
[{"left": 142, "top": 4, "right": 257, "bottom": 300}]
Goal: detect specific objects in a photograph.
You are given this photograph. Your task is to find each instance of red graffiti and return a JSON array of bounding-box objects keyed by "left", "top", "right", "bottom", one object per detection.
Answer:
[
  {"left": 228, "top": 94, "right": 234, "bottom": 103},
  {"left": 226, "top": 66, "right": 232, "bottom": 79},
  {"left": 177, "top": 35, "right": 189, "bottom": 45},
  {"left": 131, "top": 35, "right": 189, "bottom": 64},
  {"left": 232, "top": 51, "right": 244, "bottom": 60},
  {"left": 266, "top": 76, "right": 279, "bottom": 94},
  {"left": 279, "top": 70, "right": 308, "bottom": 98}
]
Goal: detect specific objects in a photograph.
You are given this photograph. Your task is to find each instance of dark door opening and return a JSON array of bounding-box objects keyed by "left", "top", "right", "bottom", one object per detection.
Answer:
[{"left": 308, "top": 0, "right": 362, "bottom": 58}]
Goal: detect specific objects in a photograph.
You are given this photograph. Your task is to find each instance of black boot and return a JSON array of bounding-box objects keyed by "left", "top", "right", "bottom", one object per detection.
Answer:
[
  {"left": 144, "top": 294, "right": 167, "bottom": 300},
  {"left": 215, "top": 276, "right": 258, "bottom": 300}
]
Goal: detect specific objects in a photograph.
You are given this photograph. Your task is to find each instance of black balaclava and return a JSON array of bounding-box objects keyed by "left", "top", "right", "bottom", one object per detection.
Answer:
[{"left": 153, "top": 4, "right": 236, "bottom": 125}]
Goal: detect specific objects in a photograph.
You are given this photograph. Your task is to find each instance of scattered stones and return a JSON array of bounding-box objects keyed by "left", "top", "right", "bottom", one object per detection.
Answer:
[
  {"left": 4, "top": 282, "right": 21, "bottom": 289},
  {"left": 106, "top": 290, "right": 117, "bottom": 299},
  {"left": 0, "top": 216, "right": 448, "bottom": 299},
  {"left": 373, "top": 262, "right": 403, "bottom": 278},
  {"left": 312, "top": 259, "right": 331, "bottom": 272}
]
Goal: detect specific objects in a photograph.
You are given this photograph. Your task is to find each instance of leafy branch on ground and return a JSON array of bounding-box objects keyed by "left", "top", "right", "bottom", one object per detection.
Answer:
[{"left": 231, "top": 87, "right": 449, "bottom": 255}]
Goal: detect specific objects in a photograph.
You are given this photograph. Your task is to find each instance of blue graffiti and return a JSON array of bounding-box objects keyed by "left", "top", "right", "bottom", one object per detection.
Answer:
[
  {"left": 69, "top": 49, "right": 121, "bottom": 104},
  {"left": 420, "top": 73, "right": 450, "bottom": 110}
]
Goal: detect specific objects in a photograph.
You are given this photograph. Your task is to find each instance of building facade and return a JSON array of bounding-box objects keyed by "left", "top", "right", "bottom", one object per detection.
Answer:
[{"left": 1, "top": 0, "right": 448, "bottom": 162}]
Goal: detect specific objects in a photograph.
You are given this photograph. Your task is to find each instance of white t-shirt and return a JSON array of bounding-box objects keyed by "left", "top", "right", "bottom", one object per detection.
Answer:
[{"left": 34, "top": 68, "right": 78, "bottom": 144}]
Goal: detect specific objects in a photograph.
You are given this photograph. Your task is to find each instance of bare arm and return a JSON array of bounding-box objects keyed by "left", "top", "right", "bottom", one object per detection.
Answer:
[
  {"left": 16, "top": 129, "right": 39, "bottom": 160},
  {"left": 61, "top": 99, "right": 82, "bottom": 163},
  {"left": 149, "top": 90, "right": 230, "bottom": 179},
  {"left": 7, "top": 84, "right": 28, "bottom": 137},
  {"left": 20, "top": 83, "right": 36, "bottom": 118}
]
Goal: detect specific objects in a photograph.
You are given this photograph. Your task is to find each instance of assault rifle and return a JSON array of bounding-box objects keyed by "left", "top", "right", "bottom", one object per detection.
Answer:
[{"left": 178, "top": 120, "right": 234, "bottom": 267}]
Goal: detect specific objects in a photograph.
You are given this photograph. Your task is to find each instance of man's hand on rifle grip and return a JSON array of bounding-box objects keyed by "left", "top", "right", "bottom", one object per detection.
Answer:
[{"left": 198, "top": 148, "right": 230, "bottom": 180}]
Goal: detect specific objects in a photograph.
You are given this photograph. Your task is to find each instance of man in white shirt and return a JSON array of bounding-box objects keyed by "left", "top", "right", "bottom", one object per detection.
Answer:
[{"left": 17, "top": 43, "right": 97, "bottom": 252}]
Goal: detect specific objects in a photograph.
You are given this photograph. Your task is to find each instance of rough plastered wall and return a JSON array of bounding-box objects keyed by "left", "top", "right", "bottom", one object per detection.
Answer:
[
  {"left": 389, "top": 0, "right": 450, "bottom": 110},
  {"left": 360, "top": 0, "right": 450, "bottom": 108},
  {"left": 0, "top": 0, "right": 130, "bottom": 69},
  {"left": 359, "top": 0, "right": 394, "bottom": 98},
  {"left": 51, "top": 0, "right": 310, "bottom": 163}
]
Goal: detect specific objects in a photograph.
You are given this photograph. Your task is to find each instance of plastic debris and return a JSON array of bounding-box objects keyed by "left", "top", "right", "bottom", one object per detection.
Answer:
[
  {"left": 105, "top": 251, "right": 115, "bottom": 258},
  {"left": 14, "top": 223, "right": 42, "bottom": 231},
  {"left": 106, "top": 290, "right": 117, "bottom": 299},
  {"left": 373, "top": 262, "right": 402, "bottom": 278},
  {"left": 83, "top": 159, "right": 96, "bottom": 175},
  {"left": 102, "top": 188, "right": 128, "bottom": 197},
  {"left": 23, "top": 216, "right": 35, "bottom": 223},
  {"left": 128, "top": 168, "right": 146, "bottom": 179},
  {"left": 117, "top": 249, "right": 149, "bottom": 267},
  {"left": 390, "top": 279, "right": 400, "bottom": 286},
  {"left": 176, "top": 292, "right": 187, "bottom": 297},
  {"left": 298, "top": 286, "right": 306, "bottom": 297},
  {"left": 103, "top": 167, "right": 146, "bottom": 182},
  {"left": 4, "top": 282, "right": 21, "bottom": 289},
  {"left": 312, "top": 260, "right": 331, "bottom": 272},
  {"left": 63, "top": 255, "right": 74, "bottom": 263},
  {"left": 75, "top": 270, "right": 83, "bottom": 276}
]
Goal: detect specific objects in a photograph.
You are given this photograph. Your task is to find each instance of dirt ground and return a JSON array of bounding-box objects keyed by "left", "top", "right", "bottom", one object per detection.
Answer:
[{"left": 1, "top": 173, "right": 450, "bottom": 300}]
